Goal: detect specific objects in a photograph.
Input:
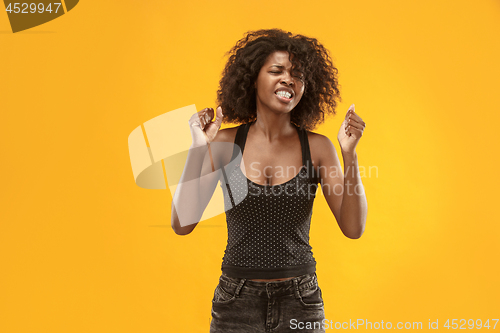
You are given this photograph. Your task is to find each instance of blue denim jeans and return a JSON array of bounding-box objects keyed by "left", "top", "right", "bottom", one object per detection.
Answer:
[{"left": 210, "top": 272, "right": 325, "bottom": 332}]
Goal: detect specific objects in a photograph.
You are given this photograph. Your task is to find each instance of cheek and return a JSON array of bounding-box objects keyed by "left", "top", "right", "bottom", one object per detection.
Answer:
[{"left": 296, "top": 88, "right": 305, "bottom": 102}]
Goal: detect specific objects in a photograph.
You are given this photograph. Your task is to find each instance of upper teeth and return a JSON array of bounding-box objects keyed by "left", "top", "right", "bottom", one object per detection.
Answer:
[{"left": 276, "top": 91, "right": 292, "bottom": 98}]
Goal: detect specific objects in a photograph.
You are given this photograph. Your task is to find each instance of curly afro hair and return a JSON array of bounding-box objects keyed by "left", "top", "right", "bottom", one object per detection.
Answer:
[{"left": 217, "top": 29, "right": 341, "bottom": 131}]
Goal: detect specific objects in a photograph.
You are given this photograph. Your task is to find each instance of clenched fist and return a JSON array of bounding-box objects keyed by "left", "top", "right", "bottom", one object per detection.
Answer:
[{"left": 189, "top": 106, "right": 224, "bottom": 147}]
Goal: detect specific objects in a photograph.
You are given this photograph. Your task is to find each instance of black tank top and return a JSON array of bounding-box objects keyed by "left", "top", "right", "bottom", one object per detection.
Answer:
[{"left": 219, "top": 122, "right": 320, "bottom": 279}]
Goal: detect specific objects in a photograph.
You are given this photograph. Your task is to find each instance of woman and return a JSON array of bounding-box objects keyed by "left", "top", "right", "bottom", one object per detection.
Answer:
[{"left": 171, "top": 29, "right": 367, "bottom": 332}]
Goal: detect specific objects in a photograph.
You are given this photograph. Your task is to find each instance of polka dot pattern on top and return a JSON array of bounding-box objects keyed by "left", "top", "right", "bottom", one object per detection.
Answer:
[{"left": 219, "top": 122, "right": 320, "bottom": 279}]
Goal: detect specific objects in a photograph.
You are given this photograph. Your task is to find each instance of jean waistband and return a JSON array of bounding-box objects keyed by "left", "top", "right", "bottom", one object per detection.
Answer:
[{"left": 219, "top": 272, "right": 318, "bottom": 298}]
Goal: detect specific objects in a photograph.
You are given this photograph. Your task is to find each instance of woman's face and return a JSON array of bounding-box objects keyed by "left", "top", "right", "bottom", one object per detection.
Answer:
[{"left": 254, "top": 51, "right": 305, "bottom": 116}]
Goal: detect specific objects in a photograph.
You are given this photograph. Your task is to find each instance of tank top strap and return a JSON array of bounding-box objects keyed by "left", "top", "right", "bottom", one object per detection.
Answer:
[
  {"left": 224, "top": 122, "right": 253, "bottom": 210},
  {"left": 232, "top": 121, "right": 252, "bottom": 158},
  {"left": 295, "top": 125, "right": 319, "bottom": 184}
]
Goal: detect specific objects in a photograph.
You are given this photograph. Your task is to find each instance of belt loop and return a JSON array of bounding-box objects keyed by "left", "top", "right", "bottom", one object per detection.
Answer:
[
  {"left": 235, "top": 278, "right": 246, "bottom": 297},
  {"left": 292, "top": 277, "right": 301, "bottom": 299}
]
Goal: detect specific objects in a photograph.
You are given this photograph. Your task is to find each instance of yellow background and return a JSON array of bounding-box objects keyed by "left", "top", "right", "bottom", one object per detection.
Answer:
[{"left": 1, "top": 0, "right": 499, "bottom": 332}]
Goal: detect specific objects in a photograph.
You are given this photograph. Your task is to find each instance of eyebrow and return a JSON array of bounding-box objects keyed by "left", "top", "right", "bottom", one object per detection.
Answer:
[{"left": 268, "top": 64, "right": 303, "bottom": 73}]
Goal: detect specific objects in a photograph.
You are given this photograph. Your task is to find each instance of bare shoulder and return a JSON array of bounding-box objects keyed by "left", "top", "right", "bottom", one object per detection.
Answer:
[
  {"left": 306, "top": 131, "right": 338, "bottom": 166},
  {"left": 307, "top": 131, "right": 336, "bottom": 152},
  {"left": 212, "top": 126, "right": 239, "bottom": 143},
  {"left": 209, "top": 126, "right": 240, "bottom": 167}
]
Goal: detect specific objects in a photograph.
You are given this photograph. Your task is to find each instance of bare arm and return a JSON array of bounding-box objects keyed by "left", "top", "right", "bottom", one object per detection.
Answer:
[
  {"left": 171, "top": 107, "right": 224, "bottom": 235},
  {"left": 316, "top": 104, "right": 367, "bottom": 239},
  {"left": 337, "top": 150, "right": 367, "bottom": 239}
]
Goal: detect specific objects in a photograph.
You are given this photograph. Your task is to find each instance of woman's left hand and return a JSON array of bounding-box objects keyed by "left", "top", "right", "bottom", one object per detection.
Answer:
[{"left": 337, "top": 104, "right": 366, "bottom": 155}]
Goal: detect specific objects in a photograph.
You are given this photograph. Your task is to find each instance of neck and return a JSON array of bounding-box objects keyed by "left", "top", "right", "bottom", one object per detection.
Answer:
[{"left": 253, "top": 111, "right": 294, "bottom": 141}]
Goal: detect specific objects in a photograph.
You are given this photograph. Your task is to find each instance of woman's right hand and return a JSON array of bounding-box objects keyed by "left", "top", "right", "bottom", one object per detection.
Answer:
[{"left": 189, "top": 106, "right": 224, "bottom": 147}]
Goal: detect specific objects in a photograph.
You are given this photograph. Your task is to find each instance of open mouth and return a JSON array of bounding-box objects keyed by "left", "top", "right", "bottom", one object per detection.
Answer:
[
  {"left": 275, "top": 88, "right": 294, "bottom": 102},
  {"left": 275, "top": 90, "right": 292, "bottom": 99}
]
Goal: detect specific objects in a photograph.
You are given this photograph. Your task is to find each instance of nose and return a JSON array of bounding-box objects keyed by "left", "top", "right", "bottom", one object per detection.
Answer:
[{"left": 281, "top": 73, "right": 294, "bottom": 86}]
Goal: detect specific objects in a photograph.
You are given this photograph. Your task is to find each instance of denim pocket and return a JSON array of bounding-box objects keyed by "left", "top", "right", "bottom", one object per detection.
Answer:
[
  {"left": 212, "top": 283, "right": 237, "bottom": 305},
  {"left": 298, "top": 283, "right": 324, "bottom": 308}
]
